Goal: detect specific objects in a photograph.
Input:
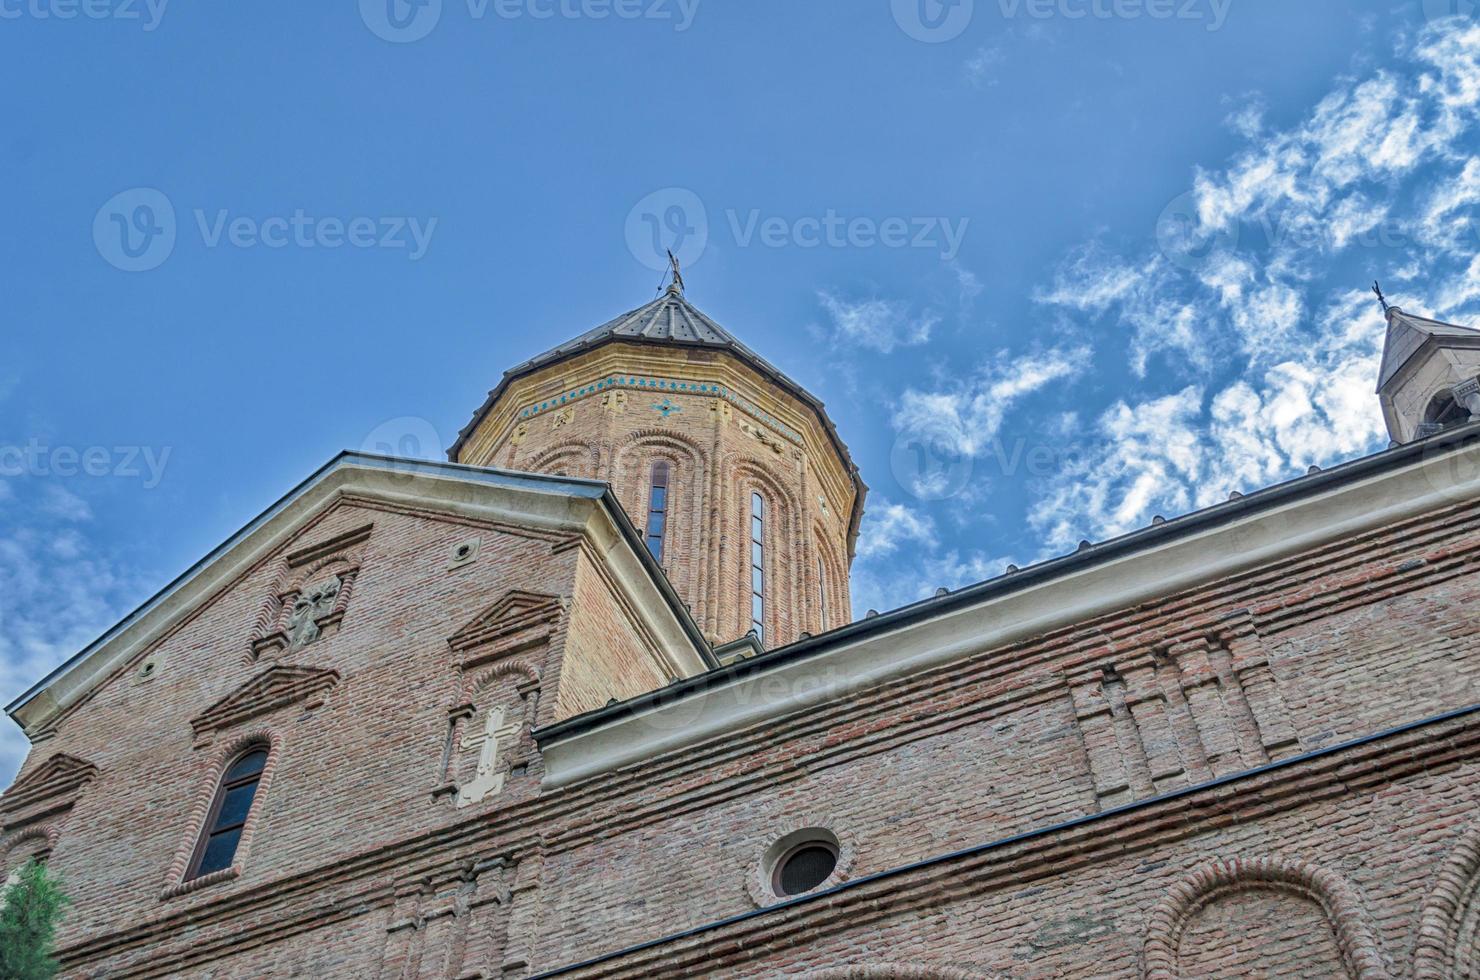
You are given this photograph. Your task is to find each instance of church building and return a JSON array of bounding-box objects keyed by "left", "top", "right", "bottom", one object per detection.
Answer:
[{"left": 5, "top": 288, "right": 1480, "bottom": 978}]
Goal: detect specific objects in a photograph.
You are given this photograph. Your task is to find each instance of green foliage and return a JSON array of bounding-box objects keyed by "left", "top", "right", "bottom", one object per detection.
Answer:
[{"left": 0, "top": 860, "right": 69, "bottom": 980}]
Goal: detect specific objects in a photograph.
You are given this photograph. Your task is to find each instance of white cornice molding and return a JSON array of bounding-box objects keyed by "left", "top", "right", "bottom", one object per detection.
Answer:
[
  {"left": 536, "top": 438, "right": 1480, "bottom": 788},
  {"left": 7, "top": 455, "right": 707, "bottom": 737}
]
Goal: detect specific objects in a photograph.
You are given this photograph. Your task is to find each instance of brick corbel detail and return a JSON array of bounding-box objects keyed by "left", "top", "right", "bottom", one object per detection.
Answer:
[{"left": 1141, "top": 856, "right": 1385, "bottom": 980}]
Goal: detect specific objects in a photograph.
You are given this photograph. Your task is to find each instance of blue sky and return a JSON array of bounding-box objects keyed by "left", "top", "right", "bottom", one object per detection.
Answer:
[{"left": 3, "top": 0, "right": 1480, "bottom": 782}]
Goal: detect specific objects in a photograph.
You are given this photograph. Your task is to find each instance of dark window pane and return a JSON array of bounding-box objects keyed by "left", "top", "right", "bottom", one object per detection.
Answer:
[
  {"left": 647, "top": 512, "right": 665, "bottom": 537},
  {"left": 646, "top": 535, "right": 663, "bottom": 561},
  {"left": 649, "top": 486, "right": 667, "bottom": 510},
  {"left": 224, "top": 750, "right": 267, "bottom": 782},
  {"left": 652, "top": 461, "right": 669, "bottom": 484},
  {"left": 214, "top": 782, "right": 259, "bottom": 830},
  {"left": 778, "top": 846, "right": 837, "bottom": 896},
  {"left": 195, "top": 828, "right": 243, "bottom": 877}
]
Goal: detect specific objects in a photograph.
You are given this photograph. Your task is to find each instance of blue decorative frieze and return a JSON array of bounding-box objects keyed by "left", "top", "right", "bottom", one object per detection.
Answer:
[{"left": 516, "top": 376, "right": 803, "bottom": 445}]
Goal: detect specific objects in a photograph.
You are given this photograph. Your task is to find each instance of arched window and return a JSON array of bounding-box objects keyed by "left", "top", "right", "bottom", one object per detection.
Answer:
[
  {"left": 1426, "top": 390, "right": 1469, "bottom": 430},
  {"left": 817, "top": 555, "right": 829, "bottom": 631},
  {"left": 750, "top": 493, "right": 766, "bottom": 644},
  {"left": 189, "top": 747, "right": 268, "bottom": 880},
  {"left": 646, "top": 461, "right": 670, "bottom": 562}
]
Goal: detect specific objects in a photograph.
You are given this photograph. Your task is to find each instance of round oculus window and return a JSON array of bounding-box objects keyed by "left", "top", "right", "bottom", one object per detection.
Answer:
[{"left": 773, "top": 842, "right": 838, "bottom": 897}]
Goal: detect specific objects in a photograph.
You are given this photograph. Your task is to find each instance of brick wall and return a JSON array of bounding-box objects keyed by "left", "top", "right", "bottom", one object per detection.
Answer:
[
  {"left": 453, "top": 342, "right": 859, "bottom": 648},
  {"left": 4, "top": 486, "right": 1480, "bottom": 977}
]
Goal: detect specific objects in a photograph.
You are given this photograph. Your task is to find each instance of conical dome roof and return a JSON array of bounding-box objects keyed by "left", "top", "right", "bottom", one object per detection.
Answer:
[{"left": 502, "top": 285, "right": 784, "bottom": 379}]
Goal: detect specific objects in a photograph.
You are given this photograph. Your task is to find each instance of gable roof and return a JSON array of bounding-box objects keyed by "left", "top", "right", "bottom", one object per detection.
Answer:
[
  {"left": 447, "top": 288, "right": 869, "bottom": 556},
  {"left": 1377, "top": 307, "right": 1480, "bottom": 391},
  {"left": 4, "top": 453, "right": 716, "bottom": 737}
]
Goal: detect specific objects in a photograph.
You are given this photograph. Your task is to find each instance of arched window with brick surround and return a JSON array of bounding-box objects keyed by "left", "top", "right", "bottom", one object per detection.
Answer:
[
  {"left": 646, "top": 460, "right": 671, "bottom": 563},
  {"left": 188, "top": 746, "right": 268, "bottom": 880}
]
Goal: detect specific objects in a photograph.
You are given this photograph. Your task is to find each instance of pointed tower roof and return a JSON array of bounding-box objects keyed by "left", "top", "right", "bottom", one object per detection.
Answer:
[
  {"left": 448, "top": 287, "right": 868, "bottom": 552},
  {"left": 1377, "top": 307, "right": 1480, "bottom": 391},
  {"left": 501, "top": 285, "right": 787, "bottom": 380}
]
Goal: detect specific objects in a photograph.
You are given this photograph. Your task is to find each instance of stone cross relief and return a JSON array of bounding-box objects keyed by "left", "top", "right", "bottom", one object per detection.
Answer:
[
  {"left": 456, "top": 704, "right": 520, "bottom": 808},
  {"left": 286, "top": 576, "right": 340, "bottom": 648}
]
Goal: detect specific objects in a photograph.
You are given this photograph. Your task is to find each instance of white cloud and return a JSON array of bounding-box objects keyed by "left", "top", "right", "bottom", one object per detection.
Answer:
[
  {"left": 0, "top": 506, "right": 146, "bottom": 786},
  {"left": 818, "top": 292, "right": 938, "bottom": 354},
  {"left": 1223, "top": 95, "right": 1267, "bottom": 140},
  {"left": 1028, "top": 290, "right": 1387, "bottom": 552},
  {"left": 39, "top": 485, "right": 92, "bottom": 522},
  {"left": 856, "top": 500, "right": 937, "bottom": 560},
  {"left": 891, "top": 346, "right": 1091, "bottom": 463}
]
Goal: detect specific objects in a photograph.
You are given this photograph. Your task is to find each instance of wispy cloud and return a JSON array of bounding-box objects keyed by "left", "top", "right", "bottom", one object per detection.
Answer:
[
  {"left": 892, "top": 345, "right": 1091, "bottom": 460},
  {"left": 818, "top": 291, "right": 939, "bottom": 354},
  {"left": 857, "top": 20, "right": 1480, "bottom": 616},
  {"left": 964, "top": 45, "right": 1005, "bottom": 88},
  {"left": 0, "top": 484, "right": 146, "bottom": 785}
]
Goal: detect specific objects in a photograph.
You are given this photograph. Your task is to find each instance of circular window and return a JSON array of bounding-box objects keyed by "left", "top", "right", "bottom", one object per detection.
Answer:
[
  {"left": 773, "top": 842, "right": 838, "bottom": 896},
  {"left": 748, "top": 824, "right": 851, "bottom": 907}
]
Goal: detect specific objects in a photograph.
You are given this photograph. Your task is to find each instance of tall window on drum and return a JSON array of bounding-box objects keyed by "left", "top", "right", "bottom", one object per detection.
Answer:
[
  {"left": 646, "top": 461, "right": 670, "bottom": 562},
  {"left": 817, "top": 555, "right": 828, "bottom": 631},
  {"left": 750, "top": 493, "right": 766, "bottom": 644}
]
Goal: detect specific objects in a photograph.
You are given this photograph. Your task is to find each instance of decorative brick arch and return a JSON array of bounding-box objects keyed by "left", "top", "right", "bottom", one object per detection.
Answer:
[
  {"left": 1414, "top": 823, "right": 1480, "bottom": 979},
  {"left": 0, "top": 825, "right": 60, "bottom": 872},
  {"left": 614, "top": 430, "right": 709, "bottom": 592},
  {"left": 812, "top": 519, "right": 848, "bottom": 632},
  {"left": 467, "top": 659, "right": 541, "bottom": 694},
  {"left": 524, "top": 440, "right": 600, "bottom": 479},
  {"left": 162, "top": 730, "right": 283, "bottom": 899},
  {"left": 1142, "top": 857, "right": 1385, "bottom": 980}
]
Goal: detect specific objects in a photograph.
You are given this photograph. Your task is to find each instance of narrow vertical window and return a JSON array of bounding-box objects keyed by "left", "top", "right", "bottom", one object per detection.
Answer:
[
  {"left": 189, "top": 747, "right": 268, "bottom": 880},
  {"left": 817, "top": 556, "right": 828, "bottom": 631},
  {"left": 750, "top": 493, "right": 766, "bottom": 644},
  {"left": 646, "top": 461, "right": 670, "bottom": 562}
]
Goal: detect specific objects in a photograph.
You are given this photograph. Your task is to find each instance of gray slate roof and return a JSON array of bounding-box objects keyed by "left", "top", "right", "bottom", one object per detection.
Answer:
[
  {"left": 503, "top": 286, "right": 787, "bottom": 380},
  {"left": 1378, "top": 307, "right": 1480, "bottom": 391}
]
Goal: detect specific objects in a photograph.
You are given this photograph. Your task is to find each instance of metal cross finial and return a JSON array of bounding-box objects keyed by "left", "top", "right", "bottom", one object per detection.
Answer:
[
  {"left": 1373, "top": 281, "right": 1390, "bottom": 315},
  {"left": 667, "top": 249, "right": 685, "bottom": 294}
]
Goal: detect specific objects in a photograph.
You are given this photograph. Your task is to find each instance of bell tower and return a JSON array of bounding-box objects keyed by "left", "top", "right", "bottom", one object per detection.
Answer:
[
  {"left": 1376, "top": 305, "right": 1480, "bottom": 443},
  {"left": 448, "top": 285, "right": 866, "bottom": 652}
]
